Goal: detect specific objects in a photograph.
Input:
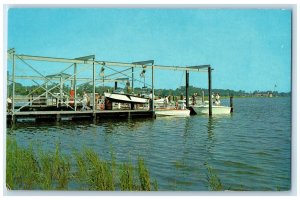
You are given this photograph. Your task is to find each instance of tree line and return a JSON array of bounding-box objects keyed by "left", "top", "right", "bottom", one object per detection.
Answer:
[{"left": 7, "top": 83, "right": 290, "bottom": 98}]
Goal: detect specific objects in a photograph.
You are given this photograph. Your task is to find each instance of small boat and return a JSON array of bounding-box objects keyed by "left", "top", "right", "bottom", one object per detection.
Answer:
[
  {"left": 155, "top": 109, "right": 190, "bottom": 117},
  {"left": 104, "top": 92, "right": 148, "bottom": 104},
  {"left": 192, "top": 104, "right": 231, "bottom": 115}
]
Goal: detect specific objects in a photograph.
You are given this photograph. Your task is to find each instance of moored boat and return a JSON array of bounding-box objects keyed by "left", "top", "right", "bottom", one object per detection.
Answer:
[
  {"left": 155, "top": 109, "right": 190, "bottom": 117},
  {"left": 192, "top": 104, "right": 231, "bottom": 115},
  {"left": 104, "top": 92, "right": 148, "bottom": 104}
]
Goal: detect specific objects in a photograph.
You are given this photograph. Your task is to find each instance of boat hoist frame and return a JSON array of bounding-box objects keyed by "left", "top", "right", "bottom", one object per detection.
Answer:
[{"left": 7, "top": 50, "right": 214, "bottom": 120}]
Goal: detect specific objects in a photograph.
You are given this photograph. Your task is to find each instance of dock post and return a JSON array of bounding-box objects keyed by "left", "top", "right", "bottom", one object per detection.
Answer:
[
  {"left": 74, "top": 63, "right": 77, "bottom": 111},
  {"left": 128, "top": 111, "right": 131, "bottom": 119},
  {"left": 186, "top": 70, "right": 189, "bottom": 107},
  {"left": 12, "top": 51, "right": 16, "bottom": 116},
  {"left": 151, "top": 62, "right": 155, "bottom": 117},
  {"left": 114, "top": 81, "right": 118, "bottom": 90},
  {"left": 93, "top": 58, "right": 96, "bottom": 113},
  {"left": 230, "top": 95, "right": 234, "bottom": 113},
  {"left": 202, "top": 90, "right": 204, "bottom": 104},
  {"left": 56, "top": 114, "right": 61, "bottom": 122},
  {"left": 208, "top": 66, "right": 212, "bottom": 116},
  {"left": 93, "top": 113, "right": 96, "bottom": 123}
]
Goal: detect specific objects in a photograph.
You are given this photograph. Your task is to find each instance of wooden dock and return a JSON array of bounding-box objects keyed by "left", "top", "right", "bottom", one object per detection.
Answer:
[{"left": 7, "top": 110, "right": 154, "bottom": 124}]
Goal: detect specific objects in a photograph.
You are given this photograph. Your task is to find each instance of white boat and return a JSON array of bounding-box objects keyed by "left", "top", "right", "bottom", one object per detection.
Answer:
[
  {"left": 154, "top": 98, "right": 165, "bottom": 107},
  {"left": 192, "top": 104, "right": 231, "bottom": 115},
  {"left": 155, "top": 109, "right": 190, "bottom": 117},
  {"left": 104, "top": 92, "right": 148, "bottom": 104}
]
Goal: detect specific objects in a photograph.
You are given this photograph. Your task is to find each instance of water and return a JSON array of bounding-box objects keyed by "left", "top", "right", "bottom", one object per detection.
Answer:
[{"left": 6, "top": 97, "right": 291, "bottom": 191}]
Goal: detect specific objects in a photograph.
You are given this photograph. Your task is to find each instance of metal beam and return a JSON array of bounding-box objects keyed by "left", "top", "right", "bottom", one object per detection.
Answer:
[
  {"left": 12, "top": 54, "right": 16, "bottom": 115},
  {"left": 151, "top": 63, "right": 154, "bottom": 112},
  {"left": 92, "top": 58, "right": 96, "bottom": 113},
  {"left": 132, "top": 60, "right": 154, "bottom": 65},
  {"left": 132, "top": 67, "right": 134, "bottom": 92},
  {"left": 74, "top": 63, "right": 77, "bottom": 110},
  {"left": 187, "top": 65, "right": 211, "bottom": 69},
  {"left": 148, "top": 65, "right": 208, "bottom": 72},
  {"left": 12, "top": 75, "right": 129, "bottom": 82},
  {"left": 12, "top": 54, "right": 208, "bottom": 72},
  {"left": 16, "top": 54, "right": 88, "bottom": 64},
  {"left": 75, "top": 55, "right": 95, "bottom": 61}
]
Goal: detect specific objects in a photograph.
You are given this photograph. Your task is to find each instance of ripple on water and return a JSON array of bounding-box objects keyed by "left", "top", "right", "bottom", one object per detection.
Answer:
[{"left": 6, "top": 97, "right": 291, "bottom": 191}]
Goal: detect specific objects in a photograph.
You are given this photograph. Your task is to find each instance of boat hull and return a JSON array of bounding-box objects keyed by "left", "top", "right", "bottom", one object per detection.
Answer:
[
  {"left": 104, "top": 93, "right": 148, "bottom": 104},
  {"left": 155, "top": 109, "right": 190, "bottom": 117},
  {"left": 192, "top": 105, "right": 231, "bottom": 115}
]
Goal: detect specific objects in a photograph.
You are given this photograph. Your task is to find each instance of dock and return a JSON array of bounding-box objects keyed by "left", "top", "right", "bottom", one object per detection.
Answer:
[
  {"left": 6, "top": 49, "right": 216, "bottom": 124},
  {"left": 7, "top": 110, "right": 154, "bottom": 124}
]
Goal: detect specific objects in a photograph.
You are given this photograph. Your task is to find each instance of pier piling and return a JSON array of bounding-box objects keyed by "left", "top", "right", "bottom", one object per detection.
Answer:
[
  {"left": 186, "top": 70, "right": 189, "bottom": 107},
  {"left": 230, "top": 96, "right": 234, "bottom": 113},
  {"left": 208, "top": 66, "right": 212, "bottom": 116}
]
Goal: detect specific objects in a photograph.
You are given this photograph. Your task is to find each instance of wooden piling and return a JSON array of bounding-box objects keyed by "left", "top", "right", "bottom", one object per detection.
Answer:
[
  {"left": 208, "top": 66, "right": 212, "bottom": 116},
  {"left": 151, "top": 63, "right": 155, "bottom": 116},
  {"left": 230, "top": 95, "right": 234, "bottom": 113},
  {"left": 186, "top": 70, "right": 189, "bottom": 107},
  {"left": 56, "top": 114, "right": 61, "bottom": 122}
]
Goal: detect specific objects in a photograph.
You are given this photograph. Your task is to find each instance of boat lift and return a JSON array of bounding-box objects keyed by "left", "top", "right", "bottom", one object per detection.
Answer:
[{"left": 7, "top": 49, "right": 213, "bottom": 123}]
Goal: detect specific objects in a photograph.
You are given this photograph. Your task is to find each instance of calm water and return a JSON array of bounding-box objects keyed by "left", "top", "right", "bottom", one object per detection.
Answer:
[{"left": 7, "top": 97, "right": 291, "bottom": 191}]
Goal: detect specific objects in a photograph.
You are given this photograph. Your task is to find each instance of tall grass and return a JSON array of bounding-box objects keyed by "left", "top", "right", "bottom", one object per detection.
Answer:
[
  {"left": 137, "top": 157, "right": 151, "bottom": 191},
  {"left": 74, "top": 149, "right": 115, "bottom": 190},
  {"left": 119, "top": 162, "right": 135, "bottom": 190},
  {"left": 6, "top": 138, "right": 158, "bottom": 191},
  {"left": 6, "top": 139, "right": 39, "bottom": 190}
]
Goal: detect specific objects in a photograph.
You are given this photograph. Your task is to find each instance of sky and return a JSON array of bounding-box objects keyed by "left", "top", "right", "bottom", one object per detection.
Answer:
[{"left": 7, "top": 8, "right": 292, "bottom": 92}]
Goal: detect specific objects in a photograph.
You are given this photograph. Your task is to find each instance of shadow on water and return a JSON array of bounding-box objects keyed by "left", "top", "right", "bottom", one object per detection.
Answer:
[
  {"left": 207, "top": 116, "right": 215, "bottom": 140},
  {"left": 204, "top": 116, "right": 227, "bottom": 191}
]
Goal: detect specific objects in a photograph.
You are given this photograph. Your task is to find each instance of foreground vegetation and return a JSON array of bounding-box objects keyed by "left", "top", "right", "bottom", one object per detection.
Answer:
[
  {"left": 7, "top": 138, "right": 232, "bottom": 191},
  {"left": 6, "top": 138, "right": 158, "bottom": 191}
]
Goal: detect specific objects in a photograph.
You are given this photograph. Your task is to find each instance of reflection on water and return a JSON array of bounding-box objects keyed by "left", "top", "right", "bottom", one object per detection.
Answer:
[{"left": 6, "top": 97, "right": 291, "bottom": 191}]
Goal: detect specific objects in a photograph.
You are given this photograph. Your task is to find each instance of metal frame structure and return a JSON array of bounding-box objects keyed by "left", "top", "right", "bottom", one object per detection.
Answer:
[{"left": 7, "top": 51, "right": 213, "bottom": 122}]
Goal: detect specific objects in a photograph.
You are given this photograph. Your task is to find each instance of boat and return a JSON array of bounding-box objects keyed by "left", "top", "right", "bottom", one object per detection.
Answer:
[
  {"left": 191, "top": 104, "right": 231, "bottom": 115},
  {"left": 153, "top": 98, "right": 165, "bottom": 107},
  {"left": 155, "top": 109, "right": 190, "bottom": 117},
  {"left": 104, "top": 92, "right": 148, "bottom": 104}
]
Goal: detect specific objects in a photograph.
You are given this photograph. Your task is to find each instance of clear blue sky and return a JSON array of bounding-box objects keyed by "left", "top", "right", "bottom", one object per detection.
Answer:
[{"left": 7, "top": 8, "right": 291, "bottom": 92}]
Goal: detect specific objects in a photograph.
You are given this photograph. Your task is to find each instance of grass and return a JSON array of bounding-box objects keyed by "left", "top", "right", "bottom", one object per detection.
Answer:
[
  {"left": 6, "top": 138, "right": 158, "bottom": 191},
  {"left": 6, "top": 139, "right": 39, "bottom": 190},
  {"left": 8, "top": 138, "right": 245, "bottom": 191}
]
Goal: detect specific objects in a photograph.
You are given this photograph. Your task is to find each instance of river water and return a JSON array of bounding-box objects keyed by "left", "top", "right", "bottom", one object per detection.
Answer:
[{"left": 6, "top": 97, "right": 291, "bottom": 191}]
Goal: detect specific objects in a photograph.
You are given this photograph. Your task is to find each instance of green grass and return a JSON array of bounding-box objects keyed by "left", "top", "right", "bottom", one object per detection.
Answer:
[
  {"left": 8, "top": 138, "right": 246, "bottom": 191},
  {"left": 6, "top": 138, "right": 158, "bottom": 191},
  {"left": 6, "top": 139, "right": 39, "bottom": 190}
]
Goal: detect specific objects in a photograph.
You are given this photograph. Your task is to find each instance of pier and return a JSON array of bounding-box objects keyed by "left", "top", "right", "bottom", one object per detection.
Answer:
[
  {"left": 6, "top": 49, "right": 214, "bottom": 124},
  {"left": 7, "top": 110, "right": 154, "bottom": 124}
]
